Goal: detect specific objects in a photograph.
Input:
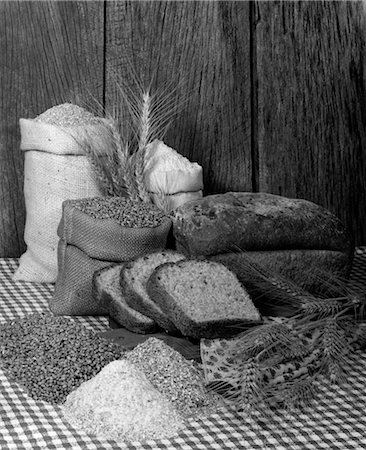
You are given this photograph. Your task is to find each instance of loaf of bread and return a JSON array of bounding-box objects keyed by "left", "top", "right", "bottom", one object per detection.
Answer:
[
  {"left": 92, "top": 264, "right": 158, "bottom": 334},
  {"left": 172, "top": 192, "right": 354, "bottom": 291},
  {"left": 173, "top": 192, "right": 353, "bottom": 255},
  {"left": 121, "top": 251, "right": 186, "bottom": 334},
  {"left": 147, "top": 259, "right": 262, "bottom": 339}
]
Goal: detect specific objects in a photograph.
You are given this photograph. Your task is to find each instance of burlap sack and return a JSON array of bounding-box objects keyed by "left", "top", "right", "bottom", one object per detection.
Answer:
[
  {"left": 51, "top": 240, "right": 110, "bottom": 315},
  {"left": 14, "top": 118, "right": 110, "bottom": 283},
  {"left": 58, "top": 199, "right": 172, "bottom": 261},
  {"left": 50, "top": 198, "right": 172, "bottom": 315}
]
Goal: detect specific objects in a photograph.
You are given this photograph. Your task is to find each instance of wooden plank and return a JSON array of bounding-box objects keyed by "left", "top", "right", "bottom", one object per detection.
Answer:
[
  {"left": 0, "top": 1, "right": 105, "bottom": 257},
  {"left": 105, "top": 0, "right": 252, "bottom": 195},
  {"left": 256, "top": 0, "right": 366, "bottom": 245}
]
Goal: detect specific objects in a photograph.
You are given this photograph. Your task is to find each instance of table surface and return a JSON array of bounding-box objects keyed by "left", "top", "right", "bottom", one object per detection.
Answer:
[{"left": 0, "top": 251, "right": 366, "bottom": 450}]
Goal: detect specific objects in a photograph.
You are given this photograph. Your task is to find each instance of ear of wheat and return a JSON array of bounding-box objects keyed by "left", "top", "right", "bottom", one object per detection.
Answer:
[
  {"left": 70, "top": 73, "right": 188, "bottom": 206},
  {"left": 204, "top": 254, "right": 366, "bottom": 417},
  {"left": 70, "top": 130, "right": 115, "bottom": 196}
]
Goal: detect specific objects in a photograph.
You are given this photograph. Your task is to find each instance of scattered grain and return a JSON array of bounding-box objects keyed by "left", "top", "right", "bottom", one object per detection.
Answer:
[{"left": 0, "top": 314, "right": 125, "bottom": 404}]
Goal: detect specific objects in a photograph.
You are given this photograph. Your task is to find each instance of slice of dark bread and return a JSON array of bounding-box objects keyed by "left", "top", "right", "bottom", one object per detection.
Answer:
[
  {"left": 146, "top": 259, "right": 262, "bottom": 339},
  {"left": 121, "top": 250, "right": 186, "bottom": 334},
  {"left": 92, "top": 263, "right": 158, "bottom": 334}
]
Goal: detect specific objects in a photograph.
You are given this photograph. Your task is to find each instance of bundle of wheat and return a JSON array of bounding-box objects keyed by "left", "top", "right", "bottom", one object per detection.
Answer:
[
  {"left": 201, "top": 254, "right": 366, "bottom": 417},
  {"left": 75, "top": 77, "right": 191, "bottom": 210}
]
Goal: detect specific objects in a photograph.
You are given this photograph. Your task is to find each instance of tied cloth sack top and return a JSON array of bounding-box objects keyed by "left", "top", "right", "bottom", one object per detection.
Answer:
[
  {"left": 14, "top": 104, "right": 112, "bottom": 283},
  {"left": 143, "top": 140, "right": 203, "bottom": 211}
]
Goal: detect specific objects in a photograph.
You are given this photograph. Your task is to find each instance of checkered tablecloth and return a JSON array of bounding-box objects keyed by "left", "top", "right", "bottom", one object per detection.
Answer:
[{"left": 0, "top": 252, "right": 366, "bottom": 450}]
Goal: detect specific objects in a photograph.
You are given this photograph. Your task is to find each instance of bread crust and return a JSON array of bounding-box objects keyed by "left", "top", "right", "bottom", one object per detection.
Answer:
[
  {"left": 173, "top": 192, "right": 354, "bottom": 257},
  {"left": 93, "top": 264, "right": 158, "bottom": 334},
  {"left": 121, "top": 251, "right": 186, "bottom": 334},
  {"left": 147, "top": 259, "right": 262, "bottom": 339}
]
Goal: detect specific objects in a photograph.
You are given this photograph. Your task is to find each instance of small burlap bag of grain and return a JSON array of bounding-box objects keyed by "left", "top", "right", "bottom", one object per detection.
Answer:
[
  {"left": 50, "top": 196, "right": 172, "bottom": 315},
  {"left": 14, "top": 103, "right": 111, "bottom": 283},
  {"left": 143, "top": 140, "right": 203, "bottom": 212}
]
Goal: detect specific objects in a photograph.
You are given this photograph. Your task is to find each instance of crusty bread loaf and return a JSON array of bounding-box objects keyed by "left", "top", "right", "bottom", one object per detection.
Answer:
[
  {"left": 92, "top": 264, "right": 158, "bottom": 334},
  {"left": 173, "top": 192, "right": 353, "bottom": 256},
  {"left": 147, "top": 259, "right": 262, "bottom": 339},
  {"left": 121, "top": 251, "right": 186, "bottom": 334}
]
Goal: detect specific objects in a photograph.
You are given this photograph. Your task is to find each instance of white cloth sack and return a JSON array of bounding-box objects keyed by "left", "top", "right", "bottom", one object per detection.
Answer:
[
  {"left": 143, "top": 140, "right": 204, "bottom": 211},
  {"left": 14, "top": 118, "right": 108, "bottom": 282}
]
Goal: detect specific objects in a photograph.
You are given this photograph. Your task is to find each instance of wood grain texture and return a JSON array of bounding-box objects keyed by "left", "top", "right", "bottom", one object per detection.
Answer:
[
  {"left": 0, "top": 1, "right": 104, "bottom": 257},
  {"left": 104, "top": 0, "right": 252, "bottom": 194},
  {"left": 256, "top": 0, "right": 366, "bottom": 245}
]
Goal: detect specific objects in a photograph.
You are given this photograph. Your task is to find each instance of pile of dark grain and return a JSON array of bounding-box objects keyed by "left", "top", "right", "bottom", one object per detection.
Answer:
[
  {"left": 0, "top": 314, "right": 125, "bottom": 404},
  {"left": 72, "top": 197, "right": 166, "bottom": 228}
]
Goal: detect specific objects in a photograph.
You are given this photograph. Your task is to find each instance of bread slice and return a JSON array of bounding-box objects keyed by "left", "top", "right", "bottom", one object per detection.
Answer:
[
  {"left": 93, "top": 264, "right": 158, "bottom": 334},
  {"left": 121, "top": 251, "right": 186, "bottom": 334},
  {"left": 146, "top": 259, "right": 262, "bottom": 339}
]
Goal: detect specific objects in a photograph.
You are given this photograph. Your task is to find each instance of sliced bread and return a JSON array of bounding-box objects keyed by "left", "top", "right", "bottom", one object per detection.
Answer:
[
  {"left": 93, "top": 264, "right": 158, "bottom": 334},
  {"left": 146, "top": 259, "right": 262, "bottom": 339},
  {"left": 121, "top": 251, "right": 186, "bottom": 334}
]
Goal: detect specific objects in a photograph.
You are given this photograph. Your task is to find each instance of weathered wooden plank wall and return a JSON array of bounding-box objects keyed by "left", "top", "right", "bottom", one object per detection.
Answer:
[
  {"left": 256, "top": 0, "right": 366, "bottom": 244},
  {"left": 104, "top": 0, "right": 252, "bottom": 194},
  {"left": 0, "top": 0, "right": 365, "bottom": 257}
]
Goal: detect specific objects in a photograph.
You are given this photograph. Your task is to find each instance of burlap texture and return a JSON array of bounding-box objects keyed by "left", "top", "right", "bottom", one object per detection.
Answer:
[
  {"left": 50, "top": 240, "right": 110, "bottom": 315},
  {"left": 13, "top": 118, "right": 111, "bottom": 283},
  {"left": 19, "top": 118, "right": 111, "bottom": 155},
  {"left": 58, "top": 200, "right": 172, "bottom": 261},
  {"left": 51, "top": 200, "right": 172, "bottom": 315},
  {"left": 14, "top": 151, "right": 102, "bottom": 283}
]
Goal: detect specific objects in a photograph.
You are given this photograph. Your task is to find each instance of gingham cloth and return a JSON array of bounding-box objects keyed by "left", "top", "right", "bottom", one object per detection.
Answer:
[{"left": 0, "top": 252, "right": 366, "bottom": 450}]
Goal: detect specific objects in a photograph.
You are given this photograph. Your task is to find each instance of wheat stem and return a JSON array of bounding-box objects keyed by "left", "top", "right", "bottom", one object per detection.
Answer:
[
  {"left": 75, "top": 135, "right": 115, "bottom": 196},
  {"left": 133, "top": 91, "right": 153, "bottom": 203}
]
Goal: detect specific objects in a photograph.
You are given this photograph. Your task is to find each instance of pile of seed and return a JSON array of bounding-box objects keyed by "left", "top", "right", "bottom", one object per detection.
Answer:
[
  {"left": 63, "top": 360, "right": 184, "bottom": 442},
  {"left": 0, "top": 314, "right": 125, "bottom": 404},
  {"left": 125, "top": 338, "right": 221, "bottom": 418},
  {"left": 72, "top": 197, "right": 167, "bottom": 228},
  {"left": 35, "top": 103, "right": 101, "bottom": 126}
]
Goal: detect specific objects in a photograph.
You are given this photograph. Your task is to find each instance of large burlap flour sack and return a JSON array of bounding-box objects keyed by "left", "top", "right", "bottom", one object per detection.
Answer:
[{"left": 14, "top": 104, "right": 110, "bottom": 282}]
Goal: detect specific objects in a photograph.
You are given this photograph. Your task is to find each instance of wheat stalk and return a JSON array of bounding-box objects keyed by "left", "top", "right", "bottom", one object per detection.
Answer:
[
  {"left": 299, "top": 297, "right": 346, "bottom": 319},
  {"left": 73, "top": 133, "right": 115, "bottom": 196},
  {"left": 151, "top": 192, "right": 173, "bottom": 214},
  {"left": 132, "top": 91, "right": 154, "bottom": 203},
  {"left": 231, "top": 323, "right": 295, "bottom": 361},
  {"left": 134, "top": 149, "right": 151, "bottom": 203},
  {"left": 318, "top": 317, "right": 349, "bottom": 382},
  {"left": 282, "top": 378, "right": 318, "bottom": 411},
  {"left": 228, "top": 250, "right": 316, "bottom": 317},
  {"left": 106, "top": 118, "right": 140, "bottom": 200},
  {"left": 237, "top": 359, "right": 263, "bottom": 411},
  {"left": 202, "top": 255, "right": 366, "bottom": 418},
  {"left": 73, "top": 72, "right": 188, "bottom": 204}
]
